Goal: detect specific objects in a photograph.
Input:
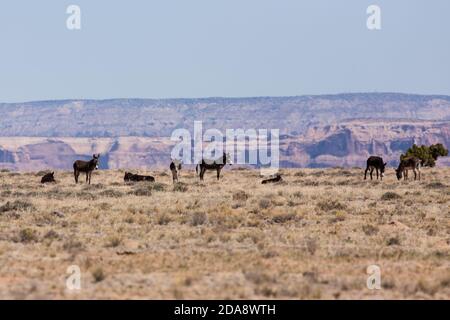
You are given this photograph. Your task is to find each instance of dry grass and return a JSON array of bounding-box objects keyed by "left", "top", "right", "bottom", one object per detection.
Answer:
[{"left": 0, "top": 167, "right": 449, "bottom": 299}]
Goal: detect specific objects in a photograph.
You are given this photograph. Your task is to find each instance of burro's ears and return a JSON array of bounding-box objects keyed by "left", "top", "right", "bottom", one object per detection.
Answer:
[
  {"left": 172, "top": 158, "right": 182, "bottom": 165},
  {"left": 384, "top": 162, "right": 387, "bottom": 166}
]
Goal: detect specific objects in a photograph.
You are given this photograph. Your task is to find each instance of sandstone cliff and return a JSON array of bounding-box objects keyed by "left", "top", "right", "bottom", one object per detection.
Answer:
[{"left": 0, "top": 93, "right": 449, "bottom": 170}]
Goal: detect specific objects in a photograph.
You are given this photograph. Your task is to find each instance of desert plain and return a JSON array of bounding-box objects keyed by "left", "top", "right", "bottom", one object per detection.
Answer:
[{"left": 0, "top": 167, "right": 449, "bottom": 299}]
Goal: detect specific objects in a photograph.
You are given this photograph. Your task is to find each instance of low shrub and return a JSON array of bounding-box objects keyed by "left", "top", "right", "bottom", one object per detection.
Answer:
[{"left": 381, "top": 192, "right": 402, "bottom": 201}]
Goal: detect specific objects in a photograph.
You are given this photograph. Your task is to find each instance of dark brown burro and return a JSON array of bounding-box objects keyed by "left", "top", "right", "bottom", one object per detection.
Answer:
[
  {"left": 124, "top": 172, "right": 155, "bottom": 182},
  {"left": 73, "top": 154, "right": 100, "bottom": 184},
  {"left": 170, "top": 159, "right": 182, "bottom": 183},
  {"left": 396, "top": 157, "right": 421, "bottom": 181},
  {"left": 196, "top": 152, "right": 233, "bottom": 181},
  {"left": 41, "top": 172, "right": 55, "bottom": 184},
  {"left": 261, "top": 173, "right": 282, "bottom": 184},
  {"left": 364, "top": 156, "right": 387, "bottom": 180}
]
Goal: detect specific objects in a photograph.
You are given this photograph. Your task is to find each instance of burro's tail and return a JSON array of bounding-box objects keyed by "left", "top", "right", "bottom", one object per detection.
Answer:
[{"left": 195, "top": 164, "right": 199, "bottom": 175}]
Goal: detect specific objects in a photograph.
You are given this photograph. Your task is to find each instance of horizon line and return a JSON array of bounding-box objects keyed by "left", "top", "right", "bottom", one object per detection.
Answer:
[{"left": 2, "top": 91, "right": 450, "bottom": 105}]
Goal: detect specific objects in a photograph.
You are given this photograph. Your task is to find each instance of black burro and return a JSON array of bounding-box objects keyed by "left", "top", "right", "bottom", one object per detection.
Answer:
[
  {"left": 364, "top": 156, "right": 387, "bottom": 180},
  {"left": 41, "top": 172, "right": 56, "bottom": 184},
  {"left": 124, "top": 172, "right": 155, "bottom": 182},
  {"left": 170, "top": 159, "right": 182, "bottom": 184},
  {"left": 73, "top": 154, "right": 100, "bottom": 184},
  {"left": 196, "top": 152, "right": 233, "bottom": 181}
]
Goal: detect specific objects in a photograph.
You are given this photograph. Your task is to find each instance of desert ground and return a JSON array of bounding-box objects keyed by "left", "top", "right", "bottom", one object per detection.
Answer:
[{"left": 0, "top": 166, "right": 449, "bottom": 299}]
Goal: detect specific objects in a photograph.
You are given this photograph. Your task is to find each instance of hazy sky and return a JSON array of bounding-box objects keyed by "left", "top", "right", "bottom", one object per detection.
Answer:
[{"left": 0, "top": 0, "right": 449, "bottom": 102}]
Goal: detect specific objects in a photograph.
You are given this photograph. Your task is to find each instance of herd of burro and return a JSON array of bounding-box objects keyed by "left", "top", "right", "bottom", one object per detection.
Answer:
[{"left": 38, "top": 153, "right": 422, "bottom": 185}]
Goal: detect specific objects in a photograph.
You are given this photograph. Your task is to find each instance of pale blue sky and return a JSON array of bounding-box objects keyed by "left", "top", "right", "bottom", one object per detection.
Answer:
[{"left": 0, "top": 0, "right": 449, "bottom": 102}]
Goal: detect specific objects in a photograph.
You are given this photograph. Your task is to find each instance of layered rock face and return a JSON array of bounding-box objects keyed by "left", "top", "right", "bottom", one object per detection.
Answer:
[
  {"left": 0, "top": 93, "right": 449, "bottom": 170},
  {"left": 281, "top": 119, "right": 450, "bottom": 168}
]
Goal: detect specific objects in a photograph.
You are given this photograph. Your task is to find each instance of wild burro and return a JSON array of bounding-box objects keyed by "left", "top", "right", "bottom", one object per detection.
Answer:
[
  {"left": 170, "top": 159, "right": 182, "bottom": 183},
  {"left": 73, "top": 154, "right": 100, "bottom": 184},
  {"left": 41, "top": 172, "right": 56, "bottom": 183},
  {"left": 364, "top": 156, "right": 387, "bottom": 180},
  {"left": 124, "top": 172, "right": 155, "bottom": 182},
  {"left": 261, "top": 173, "right": 282, "bottom": 184},
  {"left": 196, "top": 152, "right": 233, "bottom": 181},
  {"left": 396, "top": 157, "right": 421, "bottom": 181}
]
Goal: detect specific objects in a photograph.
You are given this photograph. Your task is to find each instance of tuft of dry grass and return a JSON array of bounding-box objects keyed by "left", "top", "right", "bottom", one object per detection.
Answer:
[
  {"left": 316, "top": 199, "right": 346, "bottom": 211},
  {"left": 173, "top": 182, "right": 188, "bottom": 193},
  {"left": 92, "top": 268, "right": 105, "bottom": 283},
  {"left": 381, "top": 192, "right": 402, "bottom": 201},
  {"left": 0, "top": 200, "right": 35, "bottom": 213},
  {"left": 191, "top": 212, "right": 207, "bottom": 226},
  {"left": 18, "top": 228, "right": 39, "bottom": 243},
  {"left": 232, "top": 190, "right": 249, "bottom": 202}
]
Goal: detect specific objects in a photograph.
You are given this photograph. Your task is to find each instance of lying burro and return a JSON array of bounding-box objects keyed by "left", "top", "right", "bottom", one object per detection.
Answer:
[
  {"left": 41, "top": 172, "right": 56, "bottom": 184},
  {"left": 261, "top": 173, "right": 283, "bottom": 184},
  {"left": 124, "top": 172, "right": 155, "bottom": 182}
]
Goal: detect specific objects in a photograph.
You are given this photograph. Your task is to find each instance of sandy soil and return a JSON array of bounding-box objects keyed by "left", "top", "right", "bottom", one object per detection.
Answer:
[{"left": 0, "top": 167, "right": 449, "bottom": 299}]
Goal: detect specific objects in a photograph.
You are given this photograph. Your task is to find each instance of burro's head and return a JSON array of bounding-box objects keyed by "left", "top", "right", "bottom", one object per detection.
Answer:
[
  {"left": 380, "top": 162, "right": 387, "bottom": 178},
  {"left": 395, "top": 168, "right": 402, "bottom": 180},
  {"left": 93, "top": 154, "right": 100, "bottom": 169},
  {"left": 172, "top": 159, "right": 182, "bottom": 170}
]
